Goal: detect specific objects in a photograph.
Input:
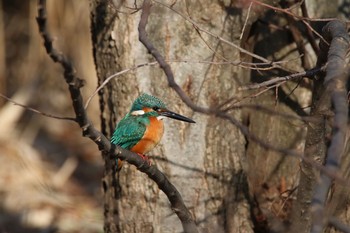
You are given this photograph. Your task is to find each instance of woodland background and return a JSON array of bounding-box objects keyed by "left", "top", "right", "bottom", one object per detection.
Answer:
[
  {"left": 0, "top": 0, "right": 349, "bottom": 233},
  {"left": 0, "top": 1, "right": 102, "bottom": 233}
]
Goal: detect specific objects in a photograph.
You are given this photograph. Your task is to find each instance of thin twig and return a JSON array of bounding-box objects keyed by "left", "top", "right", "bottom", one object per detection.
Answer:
[
  {"left": 0, "top": 93, "right": 76, "bottom": 121},
  {"left": 300, "top": 1, "right": 319, "bottom": 54},
  {"left": 168, "top": 56, "right": 301, "bottom": 70},
  {"left": 251, "top": 0, "right": 335, "bottom": 46},
  {"left": 222, "top": 104, "right": 316, "bottom": 123},
  {"left": 152, "top": 0, "right": 295, "bottom": 73},
  {"left": 84, "top": 61, "right": 158, "bottom": 109},
  {"left": 239, "top": 65, "right": 325, "bottom": 90},
  {"left": 84, "top": 57, "right": 302, "bottom": 112},
  {"left": 240, "top": 2, "right": 253, "bottom": 40},
  {"left": 251, "top": 0, "right": 339, "bottom": 22}
]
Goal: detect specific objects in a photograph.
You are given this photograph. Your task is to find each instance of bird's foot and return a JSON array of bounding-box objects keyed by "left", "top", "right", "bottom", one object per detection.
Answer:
[{"left": 137, "top": 153, "right": 152, "bottom": 166}]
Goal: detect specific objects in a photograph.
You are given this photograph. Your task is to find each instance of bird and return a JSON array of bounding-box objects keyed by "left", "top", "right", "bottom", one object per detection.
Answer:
[{"left": 111, "top": 93, "right": 195, "bottom": 169}]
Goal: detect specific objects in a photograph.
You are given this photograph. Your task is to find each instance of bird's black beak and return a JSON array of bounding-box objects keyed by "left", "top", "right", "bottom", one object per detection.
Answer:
[{"left": 160, "top": 110, "right": 196, "bottom": 123}]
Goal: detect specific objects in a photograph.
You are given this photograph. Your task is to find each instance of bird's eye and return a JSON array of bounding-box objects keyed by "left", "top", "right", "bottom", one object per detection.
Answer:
[{"left": 152, "top": 107, "right": 160, "bottom": 111}]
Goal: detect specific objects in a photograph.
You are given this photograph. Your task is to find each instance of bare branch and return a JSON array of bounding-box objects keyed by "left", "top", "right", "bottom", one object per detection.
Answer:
[
  {"left": 329, "top": 217, "right": 350, "bottom": 233},
  {"left": 250, "top": 0, "right": 343, "bottom": 47},
  {"left": 84, "top": 61, "right": 158, "bottom": 110},
  {"left": 300, "top": 1, "right": 320, "bottom": 54},
  {"left": 223, "top": 104, "right": 315, "bottom": 122},
  {"left": 239, "top": 65, "right": 325, "bottom": 90},
  {"left": 0, "top": 92, "right": 76, "bottom": 121},
  {"left": 310, "top": 20, "right": 350, "bottom": 233},
  {"left": 240, "top": 2, "right": 253, "bottom": 40}
]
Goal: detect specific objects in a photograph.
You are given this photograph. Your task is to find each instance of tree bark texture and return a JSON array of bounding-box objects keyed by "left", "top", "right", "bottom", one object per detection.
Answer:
[
  {"left": 241, "top": 1, "right": 341, "bottom": 232},
  {"left": 90, "top": 1, "right": 123, "bottom": 232},
  {"left": 285, "top": 3, "right": 342, "bottom": 233},
  {"left": 242, "top": 5, "right": 313, "bottom": 232},
  {"left": 90, "top": 0, "right": 253, "bottom": 232}
]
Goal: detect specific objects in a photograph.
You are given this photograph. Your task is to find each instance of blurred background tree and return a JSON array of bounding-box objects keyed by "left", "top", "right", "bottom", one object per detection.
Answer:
[{"left": 0, "top": 1, "right": 102, "bottom": 233}]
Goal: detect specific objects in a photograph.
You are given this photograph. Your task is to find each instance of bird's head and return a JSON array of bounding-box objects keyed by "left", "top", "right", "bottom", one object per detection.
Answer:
[{"left": 129, "top": 93, "right": 195, "bottom": 123}]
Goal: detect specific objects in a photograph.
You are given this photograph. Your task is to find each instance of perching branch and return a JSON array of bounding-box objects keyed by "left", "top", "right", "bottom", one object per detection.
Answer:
[
  {"left": 36, "top": 1, "right": 198, "bottom": 233},
  {"left": 310, "top": 20, "right": 350, "bottom": 233}
]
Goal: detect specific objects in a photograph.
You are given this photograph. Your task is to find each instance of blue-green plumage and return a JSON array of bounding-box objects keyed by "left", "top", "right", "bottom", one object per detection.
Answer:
[
  {"left": 130, "top": 93, "right": 167, "bottom": 112},
  {"left": 111, "top": 114, "right": 145, "bottom": 149},
  {"left": 110, "top": 93, "right": 166, "bottom": 149},
  {"left": 111, "top": 93, "right": 195, "bottom": 170},
  {"left": 111, "top": 114, "right": 148, "bottom": 149}
]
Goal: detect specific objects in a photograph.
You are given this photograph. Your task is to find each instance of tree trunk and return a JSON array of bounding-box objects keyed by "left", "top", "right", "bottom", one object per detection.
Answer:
[{"left": 90, "top": 0, "right": 253, "bottom": 232}]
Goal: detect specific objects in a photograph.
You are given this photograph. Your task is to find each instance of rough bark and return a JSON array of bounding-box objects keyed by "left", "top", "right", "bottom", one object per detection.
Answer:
[
  {"left": 90, "top": 0, "right": 253, "bottom": 232},
  {"left": 90, "top": 1, "right": 123, "bottom": 232},
  {"left": 242, "top": 5, "right": 312, "bottom": 232},
  {"left": 241, "top": 1, "right": 341, "bottom": 232}
]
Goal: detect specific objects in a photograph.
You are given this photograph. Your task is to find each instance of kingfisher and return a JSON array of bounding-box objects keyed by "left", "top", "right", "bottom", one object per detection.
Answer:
[{"left": 111, "top": 93, "right": 195, "bottom": 169}]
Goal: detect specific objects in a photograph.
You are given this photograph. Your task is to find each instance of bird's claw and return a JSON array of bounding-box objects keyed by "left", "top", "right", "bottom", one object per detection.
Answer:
[{"left": 137, "top": 153, "right": 152, "bottom": 166}]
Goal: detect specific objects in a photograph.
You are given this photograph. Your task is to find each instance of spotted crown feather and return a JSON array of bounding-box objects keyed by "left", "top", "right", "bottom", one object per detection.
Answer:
[{"left": 130, "top": 93, "right": 167, "bottom": 112}]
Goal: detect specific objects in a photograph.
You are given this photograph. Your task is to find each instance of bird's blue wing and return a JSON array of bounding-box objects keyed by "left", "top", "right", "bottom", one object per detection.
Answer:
[{"left": 110, "top": 115, "right": 147, "bottom": 150}]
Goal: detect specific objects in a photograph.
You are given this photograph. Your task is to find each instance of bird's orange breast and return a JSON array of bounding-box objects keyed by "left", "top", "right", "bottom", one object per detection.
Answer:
[{"left": 130, "top": 116, "right": 164, "bottom": 154}]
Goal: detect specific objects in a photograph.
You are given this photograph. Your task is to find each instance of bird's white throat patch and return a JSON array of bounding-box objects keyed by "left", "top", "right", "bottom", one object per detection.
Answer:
[
  {"left": 156, "top": 116, "right": 165, "bottom": 120},
  {"left": 131, "top": 110, "right": 145, "bottom": 116}
]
